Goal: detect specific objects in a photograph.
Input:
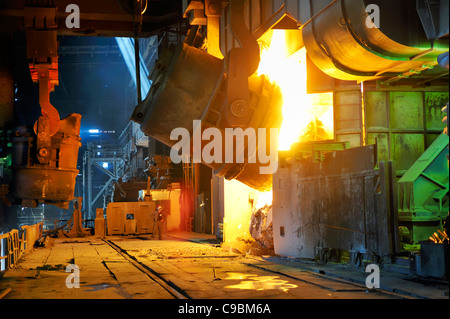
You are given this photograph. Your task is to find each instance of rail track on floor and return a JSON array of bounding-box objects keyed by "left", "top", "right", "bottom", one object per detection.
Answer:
[
  {"left": 102, "top": 238, "right": 190, "bottom": 299},
  {"left": 101, "top": 236, "right": 411, "bottom": 300}
]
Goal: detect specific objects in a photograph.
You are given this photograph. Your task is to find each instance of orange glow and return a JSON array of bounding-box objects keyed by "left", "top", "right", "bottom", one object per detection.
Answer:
[
  {"left": 254, "top": 189, "right": 273, "bottom": 210},
  {"left": 224, "top": 272, "right": 298, "bottom": 292},
  {"left": 257, "top": 30, "right": 333, "bottom": 151},
  {"left": 221, "top": 31, "right": 335, "bottom": 254}
]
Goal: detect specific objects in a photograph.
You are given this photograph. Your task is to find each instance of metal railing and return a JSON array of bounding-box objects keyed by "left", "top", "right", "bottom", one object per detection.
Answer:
[{"left": 0, "top": 222, "right": 43, "bottom": 275}]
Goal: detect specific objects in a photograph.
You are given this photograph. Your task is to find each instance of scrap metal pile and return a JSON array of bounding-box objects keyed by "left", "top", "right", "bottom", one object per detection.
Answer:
[{"left": 249, "top": 204, "right": 274, "bottom": 256}]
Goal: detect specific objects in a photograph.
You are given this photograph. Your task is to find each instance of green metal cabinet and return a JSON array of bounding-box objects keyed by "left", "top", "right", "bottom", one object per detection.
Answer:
[
  {"left": 397, "top": 133, "right": 449, "bottom": 243},
  {"left": 334, "top": 88, "right": 449, "bottom": 246},
  {"left": 335, "top": 89, "right": 448, "bottom": 174}
]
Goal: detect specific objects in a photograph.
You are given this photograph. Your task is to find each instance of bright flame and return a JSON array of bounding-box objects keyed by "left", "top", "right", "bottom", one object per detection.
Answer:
[
  {"left": 257, "top": 30, "right": 333, "bottom": 151},
  {"left": 221, "top": 31, "right": 335, "bottom": 254},
  {"left": 254, "top": 189, "right": 273, "bottom": 210}
]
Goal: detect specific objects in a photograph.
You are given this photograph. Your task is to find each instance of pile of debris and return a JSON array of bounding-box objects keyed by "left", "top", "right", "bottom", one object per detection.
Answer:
[
  {"left": 428, "top": 214, "right": 449, "bottom": 244},
  {"left": 220, "top": 204, "right": 274, "bottom": 256},
  {"left": 248, "top": 204, "right": 274, "bottom": 256}
]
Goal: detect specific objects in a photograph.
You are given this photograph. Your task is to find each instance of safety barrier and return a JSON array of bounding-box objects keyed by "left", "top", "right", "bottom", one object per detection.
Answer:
[{"left": 0, "top": 222, "right": 43, "bottom": 275}]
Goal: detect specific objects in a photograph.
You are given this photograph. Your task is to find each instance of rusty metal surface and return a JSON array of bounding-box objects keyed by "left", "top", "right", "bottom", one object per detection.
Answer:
[
  {"left": 67, "top": 198, "right": 87, "bottom": 238},
  {"left": 25, "top": 5, "right": 61, "bottom": 137},
  {"left": 12, "top": 168, "right": 78, "bottom": 206},
  {"left": 0, "top": 0, "right": 184, "bottom": 38},
  {"left": 217, "top": 0, "right": 307, "bottom": 53},
  {"left": 20, "top": 222, "right": 43, "bottom": 253},
  {"left": 106, "top": 201, "right": 156, "bottom": 236},
  {"left": 131, "top": 42, "right": 283, "bottom": 190},
  {"left": 273, "top": 144, "right": 399, "bottom": 260},
  {"left": 12, "top": 113, "right": 82, "bottom": 208},
  {"left": 0, "top": 222, "right": 43, "bottom": 275},
  {"left": 131, "top": 43, "right": 224, "bottom": 145},
  {"left": 94, "top": 208, "right": 106, "bottom": 237},
  {"left": 211, "top": 0, "right": 448, "bottom": 82}
]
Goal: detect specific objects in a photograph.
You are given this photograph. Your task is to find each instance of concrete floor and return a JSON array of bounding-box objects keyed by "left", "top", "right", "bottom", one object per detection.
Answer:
[{"left": 0, "top": 232, "right": 448, "bottom": 300}]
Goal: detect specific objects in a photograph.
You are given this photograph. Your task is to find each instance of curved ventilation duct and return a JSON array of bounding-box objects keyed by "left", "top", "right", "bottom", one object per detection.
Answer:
[{"left": 302, "top": 0, "right": 449, "bottom": 82}]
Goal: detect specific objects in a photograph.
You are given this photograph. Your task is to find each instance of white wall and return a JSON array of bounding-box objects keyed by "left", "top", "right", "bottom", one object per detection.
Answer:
[{"left": 273, "top": 164, "right": 316, "bottom": 258}]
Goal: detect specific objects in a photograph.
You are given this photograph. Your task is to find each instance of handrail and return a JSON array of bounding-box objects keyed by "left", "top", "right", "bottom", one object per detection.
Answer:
[{"left": 0, "top": 222, "right": 43, "bottom": 275}]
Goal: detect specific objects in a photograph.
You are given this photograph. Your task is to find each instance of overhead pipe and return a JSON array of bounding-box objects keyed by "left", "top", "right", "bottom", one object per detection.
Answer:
[
  {"left": 134, "top": 0, "right": 143, "bottom": 103},
  {"left": 134, "top": 36, "right": 142, "bottom": 103},
  {"left": 302, "top": 0, "right": 448, "bottom": 82}
]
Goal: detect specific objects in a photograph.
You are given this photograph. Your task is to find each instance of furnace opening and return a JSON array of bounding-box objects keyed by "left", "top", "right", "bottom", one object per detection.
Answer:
[
  {"left": 257, "top": 29, "right": 334, "bottom": 150},
  {"left": 222, "top": 29, "right": 335, "bottom": 255}
]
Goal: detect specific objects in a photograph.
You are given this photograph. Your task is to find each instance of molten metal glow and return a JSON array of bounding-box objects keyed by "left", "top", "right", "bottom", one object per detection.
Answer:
[
  {"left": 224, "top": 272, "right": 298, "bottom": 292},
  {"left": 257, "top": 30, "right": 333, "bottom": 151},
  {"left": 254, "top": 189, "right": 273, "bottom": 210},
  {"left": 221, "top": 31, "right": 335, "bottom": 251}
]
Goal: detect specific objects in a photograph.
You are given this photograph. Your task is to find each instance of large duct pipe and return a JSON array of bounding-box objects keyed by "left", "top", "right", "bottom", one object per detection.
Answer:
[{"left": 302, "top": 0, "right": 448, "bottom": 82}]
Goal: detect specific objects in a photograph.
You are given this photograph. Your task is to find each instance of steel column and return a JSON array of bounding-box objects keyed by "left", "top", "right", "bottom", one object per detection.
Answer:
[{"left": 0, "top": 33, "right": 14, "bottom": 128}]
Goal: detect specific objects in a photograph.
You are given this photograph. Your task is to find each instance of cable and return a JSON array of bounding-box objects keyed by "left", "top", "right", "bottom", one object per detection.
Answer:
[
  {"left": 141, "top": 0, "right": 148, "bottom": 14},
  {"left": 117, "top": 0, "right": 148, "bottom": 15}
]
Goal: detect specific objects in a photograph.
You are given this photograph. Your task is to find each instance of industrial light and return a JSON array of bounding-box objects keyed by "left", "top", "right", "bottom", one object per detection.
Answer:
[
  {"left": 115, "top": 37, "right": 151, "bottom": 99},
  {"left": 102, "top": 162, "right": 108, "bottom": 169},
  {"left": 88, "top": 129, "right": 99, "bottom": 134}
]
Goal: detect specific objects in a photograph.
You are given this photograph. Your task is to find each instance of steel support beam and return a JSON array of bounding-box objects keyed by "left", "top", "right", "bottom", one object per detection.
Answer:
[{"left": 83, "top": 143, "right": 126, "bottom": 220}]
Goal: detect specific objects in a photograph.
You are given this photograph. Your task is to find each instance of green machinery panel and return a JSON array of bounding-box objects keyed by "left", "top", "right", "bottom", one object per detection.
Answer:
[
  {"left": 397, "top": 133, "right": 449, "bottom": 244},
  {"left": 363, "top": 91, "right": 448, "bottom": 173},
  {"left": 334, "top": 89, "right": 449, "bottom": 248},
  {"left": 334, "top": 90, "right": 448, "bottom": 172}
]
